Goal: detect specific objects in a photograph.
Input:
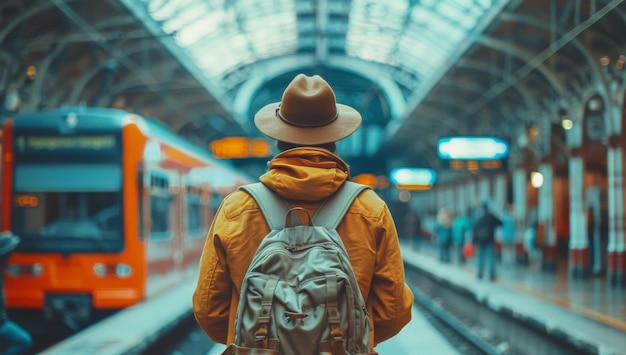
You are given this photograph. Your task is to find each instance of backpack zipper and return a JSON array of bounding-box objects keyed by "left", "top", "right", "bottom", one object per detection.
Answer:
[{"left": 285, "top": 242, "right": 334, "bottom": 252}]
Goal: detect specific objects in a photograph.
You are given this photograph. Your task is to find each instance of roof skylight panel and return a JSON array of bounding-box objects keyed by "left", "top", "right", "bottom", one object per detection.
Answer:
[
  {"left": 195, "top": 33, "right": 251, "bottom": 78},
  {"left": 175, "top": 19, "right": 213, "bottom": 47}
]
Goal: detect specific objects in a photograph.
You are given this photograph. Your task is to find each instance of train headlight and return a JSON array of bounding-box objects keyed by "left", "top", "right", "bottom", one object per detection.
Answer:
[
  {"left": 93, "top": 263, "right": 107, "bottom": 276},
  {"left": 6, "top": 265, "right": 20, "bottom": 276},
  {"left": 32, "top": 263, "right": 43, "bottom": 276},
  {"left": 6, "top": 263, "right": 43, "bottom": 277},
  {"left": 93, "top": 263, "right": 132, "bottom": 278},
  {"left": 116, "top": 264, "right": 132, "bottom": 278}
]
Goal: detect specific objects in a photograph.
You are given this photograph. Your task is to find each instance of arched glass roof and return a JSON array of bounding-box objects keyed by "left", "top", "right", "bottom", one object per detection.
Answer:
[
  {"left": 150, "top": 0, "right": 300, "bottom": 80},
  {"left": 139, "top": 0, "right": 509, "bottom": 109}
]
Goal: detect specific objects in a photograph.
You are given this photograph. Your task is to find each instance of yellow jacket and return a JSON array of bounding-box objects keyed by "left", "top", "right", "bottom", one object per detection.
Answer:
[{"left": 193, "top": 147, "right": 413, "bottom": 347}]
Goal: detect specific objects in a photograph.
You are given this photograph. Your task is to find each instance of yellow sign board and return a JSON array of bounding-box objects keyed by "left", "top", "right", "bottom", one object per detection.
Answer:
[
  {"left": 15, "top": 195, "right": 39, "bottom": 207},
  {"left": 249, "top": 138, "right": 272, "bottom": 157},
  {"left": 353, "top": 174, "right": 390, "bottom": 189},
  {"left": 211, "top": 137, "right": 272, "bottom": 159}
]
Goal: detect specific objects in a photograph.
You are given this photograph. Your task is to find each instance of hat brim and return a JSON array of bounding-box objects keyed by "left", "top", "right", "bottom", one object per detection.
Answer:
[{"left": 254, "top": 102, "right": 362, "bottom": 145}]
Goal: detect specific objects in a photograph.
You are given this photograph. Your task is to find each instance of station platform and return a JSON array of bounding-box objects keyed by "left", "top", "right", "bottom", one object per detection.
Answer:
[
  {"left": 41, "top": 239, "right": 626, "bottom": 355},
  {"left": 39, "top": 281, "right": 196, "bottom": 354},
  {"left": 402, "top": 239, "right": 626, "bottom": 355},
  {"left": 42, "top": 280, "right": 460, "bottom": 355},
  {"left": 42, "top": 269, "right": 461, "bottom": 355}
]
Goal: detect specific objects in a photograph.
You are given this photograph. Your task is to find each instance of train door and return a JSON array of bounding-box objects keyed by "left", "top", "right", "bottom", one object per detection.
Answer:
[
  {"left": 145, "top": 169, "right": 177, "bottom": 296},
  {"left": 181, "top": 178, "right": 207, "bottom": 269},
  {"left": 172, "top": 171, "right": 184, "bottom": 274},
  {"left": 137, "top": 162, "right": 148, "bottom": 241}
]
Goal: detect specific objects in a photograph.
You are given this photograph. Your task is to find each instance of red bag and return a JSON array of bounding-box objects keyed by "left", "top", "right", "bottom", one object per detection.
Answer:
[{"left": 463, "top": 242, "right": 475, "bottom": 259}]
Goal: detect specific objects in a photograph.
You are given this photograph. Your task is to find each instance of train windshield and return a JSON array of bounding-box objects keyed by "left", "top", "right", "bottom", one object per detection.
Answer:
[{"left": 11, "top": 164, "right": 123, "bottom": 254}]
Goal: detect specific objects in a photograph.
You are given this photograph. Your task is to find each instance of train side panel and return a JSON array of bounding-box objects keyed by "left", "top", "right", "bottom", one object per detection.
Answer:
[{"left": 0, "top": 107, "right": 250, "bottom": 332}]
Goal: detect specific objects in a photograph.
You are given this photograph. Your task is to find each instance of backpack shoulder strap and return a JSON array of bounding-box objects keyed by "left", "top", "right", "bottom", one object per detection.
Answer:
[
  {"left": 313, "top": 181, "right": 370, "bottom": 229},
  {"left": 239, "top": 183, "right": 291, "bottom": 230}
]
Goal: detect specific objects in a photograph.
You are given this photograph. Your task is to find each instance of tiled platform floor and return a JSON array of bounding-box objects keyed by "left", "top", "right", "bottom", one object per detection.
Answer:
[{"left": 402, "top": 239, "right": 626, "bottom": 354}]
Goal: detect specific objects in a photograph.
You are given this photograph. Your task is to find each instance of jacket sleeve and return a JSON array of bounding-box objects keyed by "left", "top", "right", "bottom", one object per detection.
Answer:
[
  {"left": 370, "top": 204, "right": 414, "bottom": 345},
  {"left": 192, "top": 204, "right": 232, "bottom": 344}
]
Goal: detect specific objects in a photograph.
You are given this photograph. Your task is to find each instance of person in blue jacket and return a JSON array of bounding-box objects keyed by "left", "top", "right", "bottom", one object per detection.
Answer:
[
  {"left": 435, "top": 208, "right": 453, "bottom": 263},
  {"left": 451, "top": 208, "right": 473, "bottom": 264},
  {"left": 473, "top": 203, "right": 503, "bottom": 281}
]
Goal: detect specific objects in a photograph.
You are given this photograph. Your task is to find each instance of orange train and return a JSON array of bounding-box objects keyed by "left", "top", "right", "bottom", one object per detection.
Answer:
[{"left": 1, "top": 107, "right": 251, "bottom": 333}]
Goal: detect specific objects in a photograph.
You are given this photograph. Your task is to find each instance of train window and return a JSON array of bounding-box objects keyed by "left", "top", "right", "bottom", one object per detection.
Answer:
[
  {"left": 11, "top": 191, "right": 123, "bottom": 253},
  {"left": 149, "top": 173, "right": 172, "bottom": 241},
  {"left": 186, "top": 192, "right": 205, "bottom": 238},
  {"left": 15, "top": 164, "right": 121, "bottom": 191},
  {"left": 11, "top": 164, "right": 124, "bottom": 253},
  {"left": 210, "top": 190, "right": 222, "bottom": 213}
]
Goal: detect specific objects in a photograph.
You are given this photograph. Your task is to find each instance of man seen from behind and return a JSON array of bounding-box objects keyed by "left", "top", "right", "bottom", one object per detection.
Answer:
[
  {"left": 473, "top": 202, "right": 503, "bottom": 281},
  {"left": 193, "top": 74, "right": 413, "bottom": 353}
]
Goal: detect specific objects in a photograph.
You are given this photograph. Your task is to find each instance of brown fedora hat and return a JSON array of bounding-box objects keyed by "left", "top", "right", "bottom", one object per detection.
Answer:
[{"left": 254, "top": 74, "right": 362, "bottom": 145}]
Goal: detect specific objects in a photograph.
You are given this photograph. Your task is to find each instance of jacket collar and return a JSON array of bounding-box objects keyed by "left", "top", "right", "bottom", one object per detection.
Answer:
[{"left": 259, "top": 147, "right": 351, "bottom": 202}]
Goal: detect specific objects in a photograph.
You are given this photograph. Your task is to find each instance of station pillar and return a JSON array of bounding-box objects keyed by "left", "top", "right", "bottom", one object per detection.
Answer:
[
  {"left": 607, "top": 134, "right": 626, "bottom": 287},
  {"left": 538, "top": 163, "right": 557, "bottom": 271},
  {"left": 568, "top": 152, "right": 589, "bottom": 278},
  {"left": 512, "top": 168, "right": 529, "bottom": 265}
]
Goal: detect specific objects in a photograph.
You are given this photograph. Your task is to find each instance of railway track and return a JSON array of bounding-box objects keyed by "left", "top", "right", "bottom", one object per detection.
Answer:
[
  {"left": 140, "top": 314, "right": 214, "bottom": 355},
  {"left": 404, "top": 263, "right": 594, "bottom": 355},
  {"left": 406, "top": 268, "right": 512, "bottom": 355}
]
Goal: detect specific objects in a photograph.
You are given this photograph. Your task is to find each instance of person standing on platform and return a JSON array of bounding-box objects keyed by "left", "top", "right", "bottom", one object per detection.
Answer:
[
  {"left": 0, "top": 232, "right": 32, "bottom": 355},
  {"left": 435, "top": 208, "right": 453, "bottom": 263},
  {"left": 500, "top": 204, "right": 516, "bottom": 267},
  {"left": 473, "top": 203, "right": 502, "bottom": 281},
  {"left": 192, "top": 74, "right": 413, "bottom": 351},
  {"left": 523, "top": 207, "right": 539, "bottom": 263},
  {"left": 451, "top": 208, "right": 472, "bottom": 264},
  {"left": 409, "top": 210, "right": 424, "bottom": 251}
]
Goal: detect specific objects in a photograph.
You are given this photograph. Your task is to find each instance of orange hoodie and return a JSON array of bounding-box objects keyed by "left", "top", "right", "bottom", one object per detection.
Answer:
[{"left": 192, "top": 147, "right": 413, "bottom": 348}]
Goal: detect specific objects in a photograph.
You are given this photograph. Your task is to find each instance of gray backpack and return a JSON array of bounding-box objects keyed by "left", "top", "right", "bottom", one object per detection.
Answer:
[{"left": 224, "top": 182, "right": 377, "bottom": 355}]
